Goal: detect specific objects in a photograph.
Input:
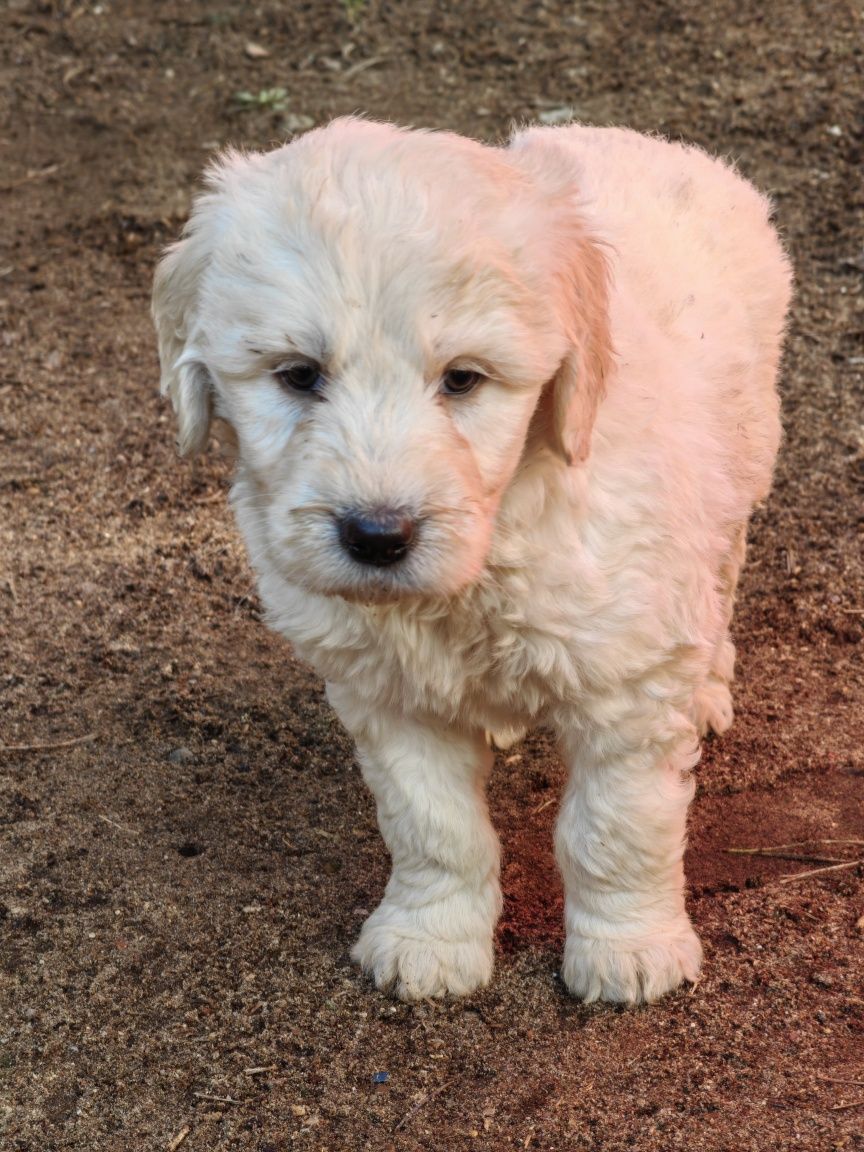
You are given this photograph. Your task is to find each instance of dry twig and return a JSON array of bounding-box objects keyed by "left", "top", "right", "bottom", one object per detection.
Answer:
[
  {"left": 97, "top": 814, "right": 139, "bottom": 835},
  {"left": 780, "top": 860, "right": 863, "bottom": 884},
  {"left": 0, "top": 163, "right": 62, "bottom": 193},
  {"left": 394, "top": 1079, "right": 455, "bottom": 1132},
  {"left": 341, "top": 56, "right": 386, "bottom": 81},
  {"left": 728, "top": 850, "right": 845, "bottom": 865},
  {"left": 0, "top": 732, "right": 96, "bottom": 754},
  {"left": 727, "top": 840, "right": 864, "bottom": 872},
  {"left": 728, "top": 839, "right": 864, "bottom": 853}
]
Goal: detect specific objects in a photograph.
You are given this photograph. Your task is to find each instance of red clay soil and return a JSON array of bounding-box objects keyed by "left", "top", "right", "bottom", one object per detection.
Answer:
[{"left": 1, "top": 2, "right": 862, "bottom": 1150}]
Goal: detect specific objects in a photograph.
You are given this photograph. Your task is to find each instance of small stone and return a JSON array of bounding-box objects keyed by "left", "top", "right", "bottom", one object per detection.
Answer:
[
  {"left": 538, "top": 106, "right": 577, "bottom": 126},
  {"left": 282, "top": 113, "right": 315, "bottom": 135},
  {"left": 168, "top": 746, "right": 195, "bottom": 765},
  {"left": 812, "top": 971, "right": 835, "bottom": 989}
]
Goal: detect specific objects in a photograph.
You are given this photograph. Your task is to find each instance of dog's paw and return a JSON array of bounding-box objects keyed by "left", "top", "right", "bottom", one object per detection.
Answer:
[
  {"left": 561, "top": 917, "right": 703, "bottom": 1004},
  {"left": 693, "top": 676, "right": 734, "bottom": 737},
  {"left": 351, "top": 904, "right": 494, "bottom": 1001}
]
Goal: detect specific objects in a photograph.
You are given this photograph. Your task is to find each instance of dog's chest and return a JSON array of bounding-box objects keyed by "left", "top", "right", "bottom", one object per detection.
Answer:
[{"left": 284, "top": 570, "right": 588, "bottom": 731}]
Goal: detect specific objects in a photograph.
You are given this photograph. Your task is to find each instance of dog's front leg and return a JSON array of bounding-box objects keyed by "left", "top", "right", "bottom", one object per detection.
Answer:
[
  {"left": 554, "top": 703, "right": 703, "bottom": 1004},
  {"left": 327, "top": 682, "right": 502, "bottom": 1001}
]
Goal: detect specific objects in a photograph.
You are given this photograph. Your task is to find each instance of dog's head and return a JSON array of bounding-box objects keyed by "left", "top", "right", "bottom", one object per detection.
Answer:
[{"left": 153, "top": 119, "right": 610, "bottom": 600}]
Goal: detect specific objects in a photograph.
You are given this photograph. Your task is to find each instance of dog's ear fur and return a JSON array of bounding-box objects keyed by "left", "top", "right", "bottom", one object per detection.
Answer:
[
  {"left": 546, "top": 236, "right": 612, "bottom": 465},
  {"left": 152, "top": 226, "right": 214, "bottom": 457},
  {"left": 508, "top": 128, "right": 613, "bottom": 465}
]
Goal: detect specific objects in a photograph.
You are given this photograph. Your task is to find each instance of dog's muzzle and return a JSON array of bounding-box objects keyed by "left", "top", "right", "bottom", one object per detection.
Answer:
[{"left": 338, "top": 508, "right": 417, "bottom": 567}]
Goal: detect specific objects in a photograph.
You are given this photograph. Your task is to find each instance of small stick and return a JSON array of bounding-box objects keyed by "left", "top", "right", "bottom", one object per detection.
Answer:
[
  {"left": 818, "top": 1076, "right": 864, "bottom": 1087},
  {"left": 193, "top": 1092, "right": 240, "bottom": 1105},
  {"left": 728, "top": 840, "right": 864, "bottom": 853},
  {"left": 244, "top": 1065, "right": 277, "bottom": 1076},
  {"left": 394, "top": 1079, "right": 455, "bottom": 1132},
  {"left": 97, "top": 814, "right": 139, "bottom": 835},
  {"left": 0, "top": 732, "right": 96, "bottom": 754},
  {"left": 832, "top": 1100, "right": 864, "bottom": 1112},
  {"left": 167, "top": 1126, "right": 190, "bottom": 1152},
  {"left": 780, "top": 860, "right": 863, "bottom": 884},
  {"left": 532, "top": 797, "right": 556, "bottom": 815},
  {"left": 341, "top": 56, "right": 386, "bottom": 81},
  {"left": 0, "top": 163, "right": 61, "bottom": 193},
  {"left": 727, "top": 851, "right": 845, "bottom": 865}
]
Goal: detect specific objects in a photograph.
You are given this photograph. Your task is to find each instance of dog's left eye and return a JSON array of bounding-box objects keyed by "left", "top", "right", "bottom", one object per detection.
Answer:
[
  {"left": 441, "top": 367, "right": 483, "bottom": 396},
  {"left": 274, "top": 361, "right": 324, "bottom": 394}
]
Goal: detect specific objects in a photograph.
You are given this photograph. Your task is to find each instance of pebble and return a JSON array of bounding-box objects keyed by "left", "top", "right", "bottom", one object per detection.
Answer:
[
  {"left": 282, "top": 113, "right": 315, "bottom": 134},
  {"left": 538, "top": 106, "right": 576, "bottom": 125},
  {"left": 168, "top": 746, "right": 195, "bottom": 765}
]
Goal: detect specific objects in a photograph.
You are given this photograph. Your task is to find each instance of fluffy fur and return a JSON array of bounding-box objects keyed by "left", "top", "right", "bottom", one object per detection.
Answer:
[{"left": 153, "top": 119, "right": 791, "bottom": 1003}]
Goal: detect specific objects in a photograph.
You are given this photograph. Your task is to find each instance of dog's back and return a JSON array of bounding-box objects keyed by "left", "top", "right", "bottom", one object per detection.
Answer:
[{"left": 512, "top": 124, "right": 792, "bottom": 510}]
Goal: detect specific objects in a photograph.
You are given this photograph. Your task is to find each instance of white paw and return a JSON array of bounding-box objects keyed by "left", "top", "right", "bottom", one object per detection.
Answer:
[
  {"left": 352, "top": 902, "right": 494, "bottom": 1001},
  {"left": 693, "top": 676, "right": 734, "bottom": 737},
  {"left": 561, "top": 916, "right": 703, "bottom": 1004}
]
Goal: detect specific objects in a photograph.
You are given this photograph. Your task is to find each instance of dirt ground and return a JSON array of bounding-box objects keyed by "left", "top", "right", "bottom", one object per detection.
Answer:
[{"left": 1, "top": 1, "right": 862, "bottom": 1149}]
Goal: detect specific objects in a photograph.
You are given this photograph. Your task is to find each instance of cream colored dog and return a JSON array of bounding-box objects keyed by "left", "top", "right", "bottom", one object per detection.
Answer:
[{"left": 153, "top": 119, "right": 791, "bottom": 1004}]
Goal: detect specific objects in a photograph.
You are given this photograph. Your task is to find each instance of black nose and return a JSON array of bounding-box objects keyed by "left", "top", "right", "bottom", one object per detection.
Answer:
[{"left": 338, "top": 508, "right": 417, "bottom": 567}]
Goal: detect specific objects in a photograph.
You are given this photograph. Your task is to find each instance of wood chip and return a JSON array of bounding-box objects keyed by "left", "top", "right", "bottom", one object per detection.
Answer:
[{"left": 167, "top": 1126, "right": 190, "bottom": 1152}]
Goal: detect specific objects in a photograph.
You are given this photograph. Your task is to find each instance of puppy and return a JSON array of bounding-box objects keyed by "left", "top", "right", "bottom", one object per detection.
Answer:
[{"left": 153, "top": 119, "right": 791, "bottom": 1003}]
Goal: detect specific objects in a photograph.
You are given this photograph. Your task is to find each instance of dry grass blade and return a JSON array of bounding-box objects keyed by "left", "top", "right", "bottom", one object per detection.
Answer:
[
  {"left": 779, "top": 860, "right": 863, "bottom": 884},
  {"left": 394, "top": 1079, "right": 455, "bottom": 1132},
  {"left": 0, "top": 162, "right": 62, "bottom": 192},
  {"left": 727, "top": 839, "right": 864, "bottom": 853},
  {"left": 0, "top": 732, "right": 96, "bottom": 754}
]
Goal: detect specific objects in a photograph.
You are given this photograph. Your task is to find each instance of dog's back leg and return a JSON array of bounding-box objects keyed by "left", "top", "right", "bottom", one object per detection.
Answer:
[{"left": 693, "top": 521, "right": 749, "bottom": 737}]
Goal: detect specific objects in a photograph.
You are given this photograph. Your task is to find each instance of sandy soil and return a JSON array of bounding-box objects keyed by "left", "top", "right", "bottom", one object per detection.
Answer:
[{"left": 1, "top": 1, "right": 862, "bottom": 1149}]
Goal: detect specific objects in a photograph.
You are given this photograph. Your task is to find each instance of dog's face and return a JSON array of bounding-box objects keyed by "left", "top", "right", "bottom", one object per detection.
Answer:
[{"left": 153, "top": 120, "right": 610, "bottom": 601}]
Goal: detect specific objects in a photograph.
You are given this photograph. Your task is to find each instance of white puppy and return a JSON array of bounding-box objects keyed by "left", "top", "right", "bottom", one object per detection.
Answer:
[{"left": 153, "top": 119, "right": 791, "bottom": 1004}]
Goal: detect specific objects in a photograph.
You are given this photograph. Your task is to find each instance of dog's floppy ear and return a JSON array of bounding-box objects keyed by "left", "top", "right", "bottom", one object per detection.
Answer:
[
  {"left": 508, "top": 128, "right": 613, "bottom": 465},
  {"left": 546, "top": 236, "right": 612, "bottom": 465},
  {"left": 152, "top": 227, "right": 213, "bottom": 457}
]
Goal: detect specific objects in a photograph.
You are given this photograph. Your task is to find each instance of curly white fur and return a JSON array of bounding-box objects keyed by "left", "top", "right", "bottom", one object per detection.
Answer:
[{"left": 153, "top": 119, "right": 791, "bottom": 1003}]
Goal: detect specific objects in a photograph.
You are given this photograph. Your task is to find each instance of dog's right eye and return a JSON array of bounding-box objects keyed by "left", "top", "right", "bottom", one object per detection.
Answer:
[
  {"left": 274, "top": 361, "right": 324, "bottom": 394},
  {"left": 440, "top": 367, "right": 484, "bottom": 396}
]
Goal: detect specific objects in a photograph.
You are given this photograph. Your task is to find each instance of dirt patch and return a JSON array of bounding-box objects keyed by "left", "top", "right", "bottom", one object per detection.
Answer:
[{"left": 1, "top": 2, "right": 862, "bottom": 1150}]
